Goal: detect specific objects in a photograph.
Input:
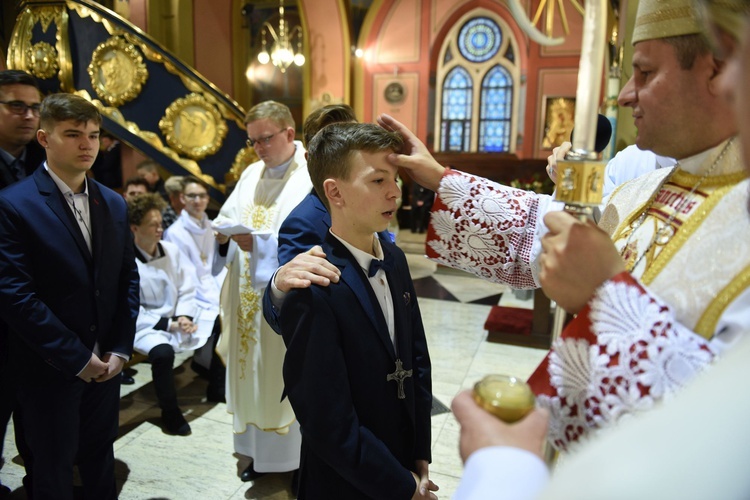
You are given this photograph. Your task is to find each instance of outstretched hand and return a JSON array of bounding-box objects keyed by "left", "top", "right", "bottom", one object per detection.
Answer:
[
  {"left": 377, "top": 114, "right": 445, "bottom": 192},
  {"left": 451, "top": 390, "right": 549, "bottom": 463}
]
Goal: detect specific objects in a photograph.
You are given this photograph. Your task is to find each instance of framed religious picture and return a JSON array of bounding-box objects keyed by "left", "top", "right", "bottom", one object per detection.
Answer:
[{"left": 541, "top": 96, "right": 575, "bottom": 150}]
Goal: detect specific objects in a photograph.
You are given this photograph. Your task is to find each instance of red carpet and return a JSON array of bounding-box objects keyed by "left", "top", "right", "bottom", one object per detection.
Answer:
[{"left": 483, "top": 306, "right": 550, "bottom": 349}]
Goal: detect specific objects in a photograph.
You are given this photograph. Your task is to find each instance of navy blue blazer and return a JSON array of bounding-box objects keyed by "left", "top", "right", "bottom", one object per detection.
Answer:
[
  {"left": 0, "top": 167, "right": 139, "bottom": 380},
  {"left": 277, "top": 190, "right": 331, "bottom": 267},
  {"left": 263, "top": 190, "right": 392, "bottom": 333},
  {"left": 280, "top": 233, "right": 432, "bottom": 499}
]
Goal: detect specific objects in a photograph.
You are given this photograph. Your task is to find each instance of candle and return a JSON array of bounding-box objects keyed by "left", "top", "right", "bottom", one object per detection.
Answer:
[{"left": 571, "top": 0, "right": 608, "bottom": 156}]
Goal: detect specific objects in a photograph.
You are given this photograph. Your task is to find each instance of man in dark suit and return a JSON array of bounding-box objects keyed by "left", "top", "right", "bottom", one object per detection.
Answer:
[
  {"left": 0, "top": 70, "right": 45, "bottom": 190},
  {"left": 280, "top": 123, "right": 436, "bottom": 499},
  {"left": 0, "top": 69, "right": 44, "bottom": 497},
  {"left": 0, "top": 93, "right": 139, "bottom": 499}
]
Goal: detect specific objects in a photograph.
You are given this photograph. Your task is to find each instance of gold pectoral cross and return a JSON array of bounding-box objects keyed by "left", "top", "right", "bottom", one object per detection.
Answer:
[{"left": 386, "top": 358, "right": 413, "bottom": 399}]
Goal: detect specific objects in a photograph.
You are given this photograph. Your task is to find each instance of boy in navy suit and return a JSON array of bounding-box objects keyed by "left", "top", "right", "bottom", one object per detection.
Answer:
[
  {"left": 0, "top": 93, "right": 139, "bottom": 499},
  {"left": 280, "top": 123, "right": 437, "bottom": 499}
]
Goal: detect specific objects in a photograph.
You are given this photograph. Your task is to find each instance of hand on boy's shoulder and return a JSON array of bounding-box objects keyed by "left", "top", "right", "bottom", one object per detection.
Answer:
[{"left": 275, "top": 245, "right": 341, "bottom": 293}]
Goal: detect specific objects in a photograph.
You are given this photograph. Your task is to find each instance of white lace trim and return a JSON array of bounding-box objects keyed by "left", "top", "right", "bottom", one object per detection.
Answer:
[
  {"left": 538, "top": 279, "right": 715, "bottom": 452},
  {"left": 428, "top": 172, "right": 540, "bottom": 289}
]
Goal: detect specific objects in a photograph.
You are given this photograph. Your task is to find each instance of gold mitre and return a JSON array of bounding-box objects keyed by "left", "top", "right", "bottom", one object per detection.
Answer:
[
  {"left": 632, "top": 0, "right": 703, "bottom": 44},
  {"left": 697, "top": 0, "right": 749, "bottom": 41}
]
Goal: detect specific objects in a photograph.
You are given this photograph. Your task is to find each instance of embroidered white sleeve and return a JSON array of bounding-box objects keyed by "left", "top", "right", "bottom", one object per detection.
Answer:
[
  {"left": 538, "top": 279, "right": 715, "bottom": 452},
  {"left": 428, "top": 172, "right": 544, "bottom": 289}
]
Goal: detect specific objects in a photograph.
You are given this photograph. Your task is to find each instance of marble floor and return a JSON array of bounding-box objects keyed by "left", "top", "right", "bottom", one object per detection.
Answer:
[{"left": 0, "top": 230, "right": 549, "bottom": 499}]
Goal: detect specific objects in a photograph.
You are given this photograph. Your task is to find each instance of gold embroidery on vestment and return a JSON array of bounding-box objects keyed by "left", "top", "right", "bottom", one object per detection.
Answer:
[{"left": 695, "top": 263, "right": 750, "bottom": 338}]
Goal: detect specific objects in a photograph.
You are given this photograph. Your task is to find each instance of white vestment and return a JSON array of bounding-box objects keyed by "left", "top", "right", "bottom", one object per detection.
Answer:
[
  {"left": 164, "top": 210, "right": 227, "bottom": 314},
  {"left": 213, "top": 142, "right": 310, "bottom": 472},
  {"left": 133, "top": 240, "right": 213, "bottom": 354},
  {"left": 602, "top": 145, "right": 675, "bottom": 200},
  {"left": 426, "top": 138, "right": 750, "bottom": 449},
  {"left": 454, "top": 331, "right": 750, "bottom": 500}
]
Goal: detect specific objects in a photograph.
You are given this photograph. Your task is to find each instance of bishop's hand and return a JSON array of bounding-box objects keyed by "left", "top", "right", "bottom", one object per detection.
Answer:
[{"left": 539, "top": 211, "right": 625, "bottom": 314}]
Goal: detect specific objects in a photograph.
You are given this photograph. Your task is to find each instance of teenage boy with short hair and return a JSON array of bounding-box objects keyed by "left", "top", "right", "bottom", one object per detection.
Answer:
[{"left": 280, "top": 123, "right": 437, "bottom": 499}]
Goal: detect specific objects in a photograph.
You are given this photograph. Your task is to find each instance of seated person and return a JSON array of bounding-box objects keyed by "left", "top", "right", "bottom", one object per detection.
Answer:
[
  {"left": 280, "top": 123, "right": 437, "bottom": 499},
  {"left": 137, "top": 160, "right": 167, "bottom": 200},
  {"left": 164, "top": 176, "right": 227, "bottom": 402},
  {"left": 123, "top": 175, "right": 149, "bottom": 201},
  {"left": 161, "top": 175, "right": 184, "bottom": 229},
  {"left": 128, "top": 193, "right": 213, "bottom": 436}
]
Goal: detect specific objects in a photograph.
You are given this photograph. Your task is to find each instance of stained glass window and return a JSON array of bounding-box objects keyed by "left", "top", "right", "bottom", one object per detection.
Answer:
[
  {"left": 437, "top": 13, "right": 517, "bottom": 153},
  {"left": 458, "top": 17, "right": 502, "bottom": 63},
  {"left": 441, "top": 67, "right": 472, "bottom": 151},
  {"left": 479, "top": 66, "right": 513, "bottom": 152}
]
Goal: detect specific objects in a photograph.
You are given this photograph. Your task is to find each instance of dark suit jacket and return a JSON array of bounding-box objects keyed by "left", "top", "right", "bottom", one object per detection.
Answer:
[
  {"left": 0, "top": 141, "right": 46, "bottom": 364},
  {"left": 0, "top": 167, "right": 139, "bottom": 381},
  {"left": 280, "top": 233, "right": 432, "bottom": 499},
  {"left": 263, "top": 190, "right": 392, "bottom": 333},
  {"left": 0, "top": 141, "right": 46, "bottom": 191},
  {"left": 277, "top": 190, "right": 331, "bottom": 267}
]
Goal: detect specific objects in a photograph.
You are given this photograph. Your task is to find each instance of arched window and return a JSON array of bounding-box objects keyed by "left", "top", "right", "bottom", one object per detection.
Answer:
[
  {"left": 441, "top": 67, "right": 472, "bottom": 152},
  {"left": 479, "top": 65, "right": 513, "bottom": 152},
  {"left": 435, "top": 12, "right": 520, "bottom": 153}
]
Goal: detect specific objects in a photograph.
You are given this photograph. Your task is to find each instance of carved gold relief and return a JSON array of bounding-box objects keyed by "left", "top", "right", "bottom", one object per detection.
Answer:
[
  {"left": 8, "top": 5, "right": 69, "bottom": 87},
  {"left": 228, "top": 147, "right": 258, "bottom": 185},
  {"left": 159, "top": 93, "right": 228, "bottom": 161},
  {"left": 88, "top": 36, "right": 148, "bottom": 107},
  {"left": 26, "top": 42, "right": 59, "bottom": 79},
  {"left": 79, "top": 90, "right": 225, "bottom": 194}
]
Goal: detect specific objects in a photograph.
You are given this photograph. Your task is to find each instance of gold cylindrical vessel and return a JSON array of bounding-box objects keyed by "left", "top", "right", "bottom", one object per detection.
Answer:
[{"left": 472, "top": 375, "right": 535, "bottom": 423}]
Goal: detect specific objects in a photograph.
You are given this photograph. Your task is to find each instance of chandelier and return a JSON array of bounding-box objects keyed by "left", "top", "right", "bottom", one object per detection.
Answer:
[{"left": 257, "top": 0, "right": 305, "bottom": 73}]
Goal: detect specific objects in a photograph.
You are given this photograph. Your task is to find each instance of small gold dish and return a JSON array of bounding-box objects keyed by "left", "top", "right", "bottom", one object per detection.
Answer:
[{"left": 472, "top": 375, "right": 535, "bottom": 423}]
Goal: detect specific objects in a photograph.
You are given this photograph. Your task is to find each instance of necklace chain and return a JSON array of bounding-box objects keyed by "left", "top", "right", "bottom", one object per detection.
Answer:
[{"left": 621, "top": 138, "right": 734, "bottom": 272}]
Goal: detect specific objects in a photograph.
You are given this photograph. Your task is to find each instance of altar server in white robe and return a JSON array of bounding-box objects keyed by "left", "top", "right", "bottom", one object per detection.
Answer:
[
  {"left": 163, "top": 176, "right": 227, "bottom": 402},
  {"left": 212, "top": 101, "right": 311, "bottom": 482},
  {"left": 130, "top": 193, "right": 212, "bottom": 436}
]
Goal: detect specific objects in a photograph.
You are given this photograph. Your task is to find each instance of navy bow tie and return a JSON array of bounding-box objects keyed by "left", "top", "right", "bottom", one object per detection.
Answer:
[{"left": 368, "top": 253, "right": 394, "bottom": 277}]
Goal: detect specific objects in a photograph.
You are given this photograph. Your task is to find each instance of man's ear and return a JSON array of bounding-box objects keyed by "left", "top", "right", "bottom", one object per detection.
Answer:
[
  {"left": 707, "top": 54, "right": 726, "bottom": 96},
  {"left": 37, "top": 129, "right": 48, "bottom": 148},
  {"left": 324, "top": 178, "right": 343, "bottom": 207}
]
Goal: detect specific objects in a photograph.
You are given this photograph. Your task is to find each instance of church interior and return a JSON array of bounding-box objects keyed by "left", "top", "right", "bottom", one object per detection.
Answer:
[{"left": 0, "top": 0, "right": 645, "bottom": 498}]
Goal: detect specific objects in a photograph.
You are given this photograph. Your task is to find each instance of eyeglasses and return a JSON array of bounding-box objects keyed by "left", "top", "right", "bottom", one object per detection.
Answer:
[
  {"left": 184, "top": 193, "right": 209, "bottom": 200},
  {"left": 0, "top": 100, "right": 41, "bottom": 116},
  {"left": 246, "top": 130, "right": 284, "bottom": 148}
]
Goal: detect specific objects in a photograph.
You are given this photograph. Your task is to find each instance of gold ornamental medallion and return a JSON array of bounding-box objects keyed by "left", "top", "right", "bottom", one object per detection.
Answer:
[
  {"left": 159, "top": 93, "right": 228, "bottom": 160},
  {"left": 26, "top": 42, "right": 59, "bottom": 79},
  {"left": 88, "top": 36, "right": 148, "bottom": 107}
]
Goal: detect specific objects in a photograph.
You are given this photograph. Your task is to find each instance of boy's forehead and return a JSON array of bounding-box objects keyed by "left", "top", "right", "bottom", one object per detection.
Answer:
[
  {"left": 184, "top": 182, "right": 207, "bottom": 193},
  {"left": 51, "top": 119, "right": 99, "bottom": 133},
  {"left": 358, "top": 149, "right": 397, "bottom": 171}
]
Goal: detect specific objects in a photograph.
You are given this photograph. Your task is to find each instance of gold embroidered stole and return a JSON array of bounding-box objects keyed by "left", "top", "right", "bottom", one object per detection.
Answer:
[{"left": 600, "top": 141, "right": 750, "bottom": 337}]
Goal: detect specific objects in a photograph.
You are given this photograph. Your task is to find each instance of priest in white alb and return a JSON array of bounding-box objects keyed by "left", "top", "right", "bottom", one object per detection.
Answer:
[{"left": 213, "top": 101, "right": 310, "bottom": 482}]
